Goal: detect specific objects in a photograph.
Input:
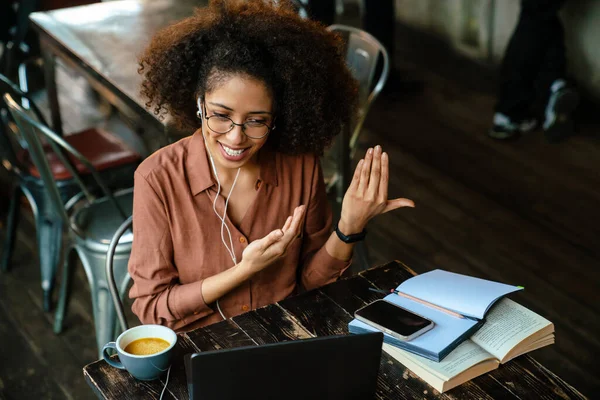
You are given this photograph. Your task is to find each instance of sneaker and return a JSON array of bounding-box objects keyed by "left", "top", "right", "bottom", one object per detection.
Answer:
[
  {"left": 543, "top": 80, "right": 579, "bottom": 143},
  {"left": 488, "top": 112, "right": 537, "bottom": 140}
]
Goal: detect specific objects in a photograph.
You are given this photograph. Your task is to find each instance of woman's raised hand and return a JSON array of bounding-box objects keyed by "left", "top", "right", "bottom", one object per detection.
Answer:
[
  {"left": 240, "top": 205, "right": 306, "bottom": 275},
  {"left": 339, "top": 146, "right": 414, "bottom": 235}
]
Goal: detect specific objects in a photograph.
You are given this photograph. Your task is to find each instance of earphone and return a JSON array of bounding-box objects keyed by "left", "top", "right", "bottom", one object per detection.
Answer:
[{"left": 198, "top": 97, "right": 241, "bottom": 320}]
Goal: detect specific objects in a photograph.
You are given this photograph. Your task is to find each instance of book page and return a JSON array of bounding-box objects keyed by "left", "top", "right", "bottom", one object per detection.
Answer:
[
  {"left": 470, "top": 298, "right": 553, "bottom": 361},
  {"left": 382, "top": 340, "right": 497, "bottom": 381},
  {"left": 397, "top": 270, "right": 523, "bottom": 319}
]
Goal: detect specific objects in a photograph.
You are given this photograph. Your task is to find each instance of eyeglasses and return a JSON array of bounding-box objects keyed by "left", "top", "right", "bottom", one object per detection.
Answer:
[{"left": 203, "top": 104, "right": 274, "bottom": 139}]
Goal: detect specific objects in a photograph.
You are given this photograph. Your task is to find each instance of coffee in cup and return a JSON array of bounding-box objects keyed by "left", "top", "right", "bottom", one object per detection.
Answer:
[
  {"left": 102, "top": 324, "right": 177, "bottom": 381},
  {"left": 124, "top": 337, "right": 171, "bottom": 355}
]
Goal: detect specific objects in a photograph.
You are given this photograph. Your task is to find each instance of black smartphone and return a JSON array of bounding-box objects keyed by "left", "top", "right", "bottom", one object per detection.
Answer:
[{"left": 355, "top": 299, "right": 435, "bottom": 341}]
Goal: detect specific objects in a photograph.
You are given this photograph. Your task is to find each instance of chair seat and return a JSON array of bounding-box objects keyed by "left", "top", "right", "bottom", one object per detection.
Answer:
[
  {"left": 21, "top": 128, "right": 141, "bottom": 180},
  {"left": 71, "top": 188, "right": 134, "bottom": 253}
]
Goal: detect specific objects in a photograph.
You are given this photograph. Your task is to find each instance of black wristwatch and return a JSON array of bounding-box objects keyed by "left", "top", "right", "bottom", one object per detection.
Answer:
[{"left": 334, "top": 224, "right": 367, "bottom": 243}]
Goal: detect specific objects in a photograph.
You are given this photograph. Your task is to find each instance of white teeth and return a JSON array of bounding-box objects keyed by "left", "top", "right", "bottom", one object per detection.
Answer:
[{"left": 222, "top": 145, "right": 245, "bottom": 156}]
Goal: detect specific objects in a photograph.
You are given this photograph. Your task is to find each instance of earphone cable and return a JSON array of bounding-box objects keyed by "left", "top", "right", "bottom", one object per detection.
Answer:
[{"left": 199, "top": 99, "right": 242, "bottom": 322}]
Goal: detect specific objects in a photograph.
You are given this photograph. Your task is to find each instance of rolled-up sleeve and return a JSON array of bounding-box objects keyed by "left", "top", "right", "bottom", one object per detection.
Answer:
[
  {"left": 300, "top": 158, "right": 351, "bottom": 291},
  {"left": 128, "top": 171, "right": 214, "bottom": 330}
]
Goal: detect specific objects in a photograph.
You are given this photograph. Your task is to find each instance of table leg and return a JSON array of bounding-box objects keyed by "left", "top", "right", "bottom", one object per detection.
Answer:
[{"left": 41, "top": 43, "right": 63, "bottom": 135}]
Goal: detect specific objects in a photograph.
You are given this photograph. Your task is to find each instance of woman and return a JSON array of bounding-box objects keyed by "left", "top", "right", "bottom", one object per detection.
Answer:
[{"left": 128, "top": 0, "right": 414, "bottom": 332}]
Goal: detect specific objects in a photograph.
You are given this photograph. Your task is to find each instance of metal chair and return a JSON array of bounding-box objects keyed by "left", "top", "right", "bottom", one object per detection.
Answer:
[
  {"left": 0, "top": 75, "right": 73, "bottom": 307},
  {"left": 323, "top": 24, "right": 390, "bottom": 201},
  {"left": 0, "top": 73, "right": 140, "bottom": 311},
  {"left": 106, "top": 215, "right": 133, "bottom": 335},
  {"left": 4, "top": 92, "right": 134, "bottom": 357}
]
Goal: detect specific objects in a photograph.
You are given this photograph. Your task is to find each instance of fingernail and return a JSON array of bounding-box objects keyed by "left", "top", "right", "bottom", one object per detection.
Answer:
[
  {"left": 382, "top": 152, "right": 388, "bottom": 159},
  {"left": 358, "top": 159, "right": 364, "bottom": 164},
  {"left": 368, "top": 148, "right": 373, "bottom": 155},
  {"left": 375, "top": 145, "right": 381, "bottom": 153}
]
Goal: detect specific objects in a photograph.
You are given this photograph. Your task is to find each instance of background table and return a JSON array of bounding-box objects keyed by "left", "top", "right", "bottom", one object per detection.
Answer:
[
  {"left": 29, "top": 0, "right": 205, "bottom": 151},
  {"left": 83, "top": 261, "right": 586, "bottom": 399}
]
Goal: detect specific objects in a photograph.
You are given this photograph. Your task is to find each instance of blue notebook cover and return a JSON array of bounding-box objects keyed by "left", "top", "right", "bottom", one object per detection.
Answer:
[{"left": 349, "top": 270, "right": 522, "bottom": 362}]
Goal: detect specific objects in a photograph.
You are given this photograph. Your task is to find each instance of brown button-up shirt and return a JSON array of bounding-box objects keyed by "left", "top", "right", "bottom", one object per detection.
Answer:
[{"left": 128, "top": 130, "right": 350, "bottom": 332}]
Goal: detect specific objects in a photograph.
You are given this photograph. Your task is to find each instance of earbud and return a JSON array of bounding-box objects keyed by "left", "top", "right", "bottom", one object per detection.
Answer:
[{"left": 196, "top": 97, "right": 203, "bottom": 120}]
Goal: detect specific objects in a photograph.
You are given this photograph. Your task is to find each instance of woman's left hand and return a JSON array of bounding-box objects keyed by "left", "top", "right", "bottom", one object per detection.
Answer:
[{"left": 339, "top": 145, "right": 414, "bottom": 235}]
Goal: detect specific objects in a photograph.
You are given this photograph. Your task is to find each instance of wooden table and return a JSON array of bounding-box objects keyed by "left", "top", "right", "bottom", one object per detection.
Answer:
[
  {"left": 29, "top": 0, "right": 204, "bottom": 151},
  {"left": 83, "top": 261, "right": 586, "bottom": 399}
]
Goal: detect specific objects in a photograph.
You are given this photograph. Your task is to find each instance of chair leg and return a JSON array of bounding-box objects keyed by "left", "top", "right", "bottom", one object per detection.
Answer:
[
  {"left": 37, "top": 214, "right": 64, "bottom": 312},
  {"left": 53, "top": 247, "right": 76, "bottom": 334},
  {"left": 77, "top": 249, "right": 118, "bottom": 358},
  {"left": 94, "top": 286, "right": 118, "bottom": 358},
  {"left": 1, "top": 185, "right": 21, "bottom": 272}
]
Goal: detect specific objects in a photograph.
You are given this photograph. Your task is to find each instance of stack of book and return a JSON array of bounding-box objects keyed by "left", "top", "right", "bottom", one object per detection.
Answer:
[{"left": 348, "top": 270, "right": 554, "bottom": 393}]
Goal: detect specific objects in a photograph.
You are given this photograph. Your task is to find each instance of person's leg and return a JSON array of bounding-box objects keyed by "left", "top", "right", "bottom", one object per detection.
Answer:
[
  {"left": 535, "top": 8, "right": 567, "bottom": 99},
  {"left": 534, "top": 1, "right": 578, "bottom": 142},
  {"left": 491, "top": 0, "right": 566, "bottom": 139},
  {"left": 496, "top": 0, "right": 565, "bottom": 120}
]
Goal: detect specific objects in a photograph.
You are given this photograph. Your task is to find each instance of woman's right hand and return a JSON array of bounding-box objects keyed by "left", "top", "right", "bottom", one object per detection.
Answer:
[{"left": 240, "top": 205, "right": 306, "bottom": 276}]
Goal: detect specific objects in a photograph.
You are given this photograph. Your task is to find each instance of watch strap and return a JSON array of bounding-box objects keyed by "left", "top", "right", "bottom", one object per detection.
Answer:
[{"left": 334, "top": 224, "right": 367, "bottom": 243}]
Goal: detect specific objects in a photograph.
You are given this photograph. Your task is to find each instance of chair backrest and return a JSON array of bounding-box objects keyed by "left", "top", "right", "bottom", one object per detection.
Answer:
[
  {"left": 327, "top": 25, "right": 390, "bottom": 148},
  {"left": 290, "top": 0, "right": 309, "bottom": 19},
  {"left": 106, "top": 215, "right": 133, "bottom": 333},
  {"left": 0, "top": 73, "right": 48, "bottom": 177},
  {"left": 3, "top": 93, "right": 128, "bottom": 232}
]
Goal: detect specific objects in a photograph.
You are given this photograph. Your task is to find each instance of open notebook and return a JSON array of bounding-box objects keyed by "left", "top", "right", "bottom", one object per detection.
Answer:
[
  {"left": 348, "top": 270, "right": 524, "bottom": 361},
  {"left": 382, "top": 298, "right": 554, "bottom": 393}
]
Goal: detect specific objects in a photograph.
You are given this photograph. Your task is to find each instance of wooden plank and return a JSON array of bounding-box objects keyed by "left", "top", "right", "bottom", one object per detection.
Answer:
[
  {"left": 486, "top": 357, "right": 587, "bottom": 400},
  {"left": 185, "top": 319, "right": 256, "bottom": 351},
  {"left": 359, "top": 261, "right": 417, "bottom": 288},
  {"left": 0, "top": 296, "right": 72, "bottom": 399},
  {"left": 231, "top": 303, "right": 313, "bottom": 344},
  {"left": 319, "top": 272, "right": 384, "bottom": 312},
  {"left": 83, "top": 335, "right": 198, "bottom": 400},
  {"left": 278, "top": 290, "right": 352, "bottom": 336},
  {"left": 0, "top": 270, "right": 95, "bottom": 399}
]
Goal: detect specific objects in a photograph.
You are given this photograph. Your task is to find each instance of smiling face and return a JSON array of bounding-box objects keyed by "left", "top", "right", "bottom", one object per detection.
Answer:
[{"left": 200, "top": 73, "right": 274, "bottom": 171}]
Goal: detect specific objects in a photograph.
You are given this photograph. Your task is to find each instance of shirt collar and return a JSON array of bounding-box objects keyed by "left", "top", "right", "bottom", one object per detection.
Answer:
[{"left": 186, "top": 129, "right": 278, "bottom": 196}]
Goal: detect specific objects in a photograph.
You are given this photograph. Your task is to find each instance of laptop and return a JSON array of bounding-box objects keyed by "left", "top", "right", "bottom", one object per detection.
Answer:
[{"left": 184, "top": 332, "right": 383, "bottom": 400}]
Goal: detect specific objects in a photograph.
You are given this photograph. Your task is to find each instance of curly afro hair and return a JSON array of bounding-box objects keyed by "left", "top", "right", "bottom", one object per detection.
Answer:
[{"left": 138, "top": 0, "right": 358, "bottom": 155}]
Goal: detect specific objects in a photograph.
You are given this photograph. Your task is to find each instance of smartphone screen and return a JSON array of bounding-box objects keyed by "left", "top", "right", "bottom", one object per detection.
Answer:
[{"left": 355, "top": 300, "right": 432, "bottom": 337}]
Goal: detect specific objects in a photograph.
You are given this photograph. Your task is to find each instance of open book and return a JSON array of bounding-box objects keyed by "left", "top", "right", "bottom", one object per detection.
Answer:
[
  {"left": 382, "top": 298, "right": 554, "bottom": 393},
  {"left": 349, "top": 269, "right": 524, "bottom": 361}
]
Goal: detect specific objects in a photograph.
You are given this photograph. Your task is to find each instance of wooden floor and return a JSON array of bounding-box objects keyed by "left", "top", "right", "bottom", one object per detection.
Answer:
[{"left": 1, "top": 23, "right": 599, "bottom": 400}]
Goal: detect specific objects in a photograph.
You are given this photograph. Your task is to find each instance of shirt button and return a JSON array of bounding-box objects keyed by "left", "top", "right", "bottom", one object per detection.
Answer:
[
  {"left": 239, "top": 236, "right": 246, "bottom": 243},
  {"left": 241, "top": 304, "right": 249, "bottom": 311}
]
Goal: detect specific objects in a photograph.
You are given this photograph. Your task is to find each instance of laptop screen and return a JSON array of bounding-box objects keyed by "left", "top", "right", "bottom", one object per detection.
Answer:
[{"left": 184, "top": 332, "right": 383, "bottom": 400}]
